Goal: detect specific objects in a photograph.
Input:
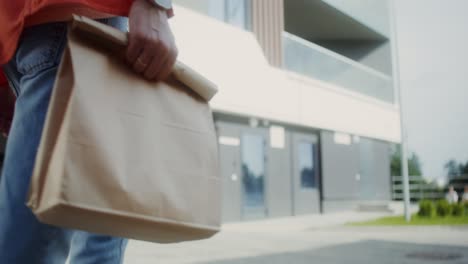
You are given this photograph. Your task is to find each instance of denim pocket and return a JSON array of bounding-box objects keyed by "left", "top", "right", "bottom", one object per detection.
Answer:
[{"left": 15, "top": 22, "right": 67, "bottom": 76}]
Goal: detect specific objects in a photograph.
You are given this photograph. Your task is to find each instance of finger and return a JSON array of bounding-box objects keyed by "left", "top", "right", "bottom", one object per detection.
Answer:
[
  {"left": 155, "top": 48, "right": 177, "bottom": 81},
  {"left": 143, "top": 50, "right": 169, "bottom": 80},
  {"left": 133, "top": 46, "right": 154, "bottom": 74},
  {"left": 126, "top": 33, "right": 144, "bottom": 64}
]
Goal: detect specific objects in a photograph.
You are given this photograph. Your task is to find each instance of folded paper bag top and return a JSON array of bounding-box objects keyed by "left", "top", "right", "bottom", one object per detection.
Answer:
[
  {"left": 71, "top": 15, "right": 218, "bottom": 102},
  {"left": 27, "top": 15, "right": 221, "bottom": 243}
]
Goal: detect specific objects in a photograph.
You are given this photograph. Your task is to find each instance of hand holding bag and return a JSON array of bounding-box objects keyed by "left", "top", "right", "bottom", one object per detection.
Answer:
[{"left": 27, "top": 15, "right": 221, "bottom": 243}]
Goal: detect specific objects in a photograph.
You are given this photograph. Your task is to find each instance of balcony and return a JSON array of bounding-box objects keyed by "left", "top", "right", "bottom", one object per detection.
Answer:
[{"left": 283, "top": 32, "right": 394, "bottom": 103}]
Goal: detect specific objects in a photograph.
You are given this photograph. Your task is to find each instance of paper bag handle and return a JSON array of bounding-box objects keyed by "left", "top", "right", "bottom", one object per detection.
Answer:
[{"left": 71, "top": 15, "right": 218, "bottom": 102}]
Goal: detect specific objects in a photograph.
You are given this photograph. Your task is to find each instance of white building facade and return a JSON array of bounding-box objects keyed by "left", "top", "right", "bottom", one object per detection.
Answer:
[{"left": 171, "top": 0, "right": 400, "bottom": 221}]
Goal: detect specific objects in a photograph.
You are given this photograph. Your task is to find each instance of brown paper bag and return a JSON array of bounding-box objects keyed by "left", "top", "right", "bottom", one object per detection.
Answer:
[{"left": 27, "top": 15, "right": 221, "bottom": 243}]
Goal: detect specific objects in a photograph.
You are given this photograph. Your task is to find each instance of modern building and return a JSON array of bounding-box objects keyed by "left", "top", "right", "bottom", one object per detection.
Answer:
[{"left": 171, "top": 0, "right": 400, "bottom": 222}]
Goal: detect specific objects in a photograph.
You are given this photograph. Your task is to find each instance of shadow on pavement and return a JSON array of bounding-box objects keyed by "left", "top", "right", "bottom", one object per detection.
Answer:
[{"left": 196, "top": 240, "right": 468, "bottom": 264}]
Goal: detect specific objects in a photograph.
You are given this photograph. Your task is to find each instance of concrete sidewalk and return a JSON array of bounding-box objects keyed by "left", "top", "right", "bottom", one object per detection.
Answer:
[
  {"left": 126, "top": 209, "right": 428, "bottom": 263},
  {"left": 124, "top": 211, "right": 467, "bottom": 263},
  {"left": 221, "top": 201, "right": 418, "bottom": 233},
  {"left": 124, "top": 203, "right": 452, "bottom": 264},
  {"left": 124, "top": 211, "right": 389, "bottom": 264},
  {"left": 221, "top": 211, "right": 389, "bottom": 233}
]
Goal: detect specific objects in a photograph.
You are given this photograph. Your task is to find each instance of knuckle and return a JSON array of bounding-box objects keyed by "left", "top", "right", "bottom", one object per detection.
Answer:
[
  {"left": 136, "top": 32, "right": 154, "bottom": 44},
  {"left": 150, "top": 40, "right": 161, "bottom": 50},
  {"left": 161, "top": 47, "right": 170, "bottom": 57},
  {"left": 147, "top": 67, "right": 159, "bottom": 79},
  {"left": 149, "top": 34, "right": 161, "bottom": 45},
  {"left": 140, "top": 51, "right": 152, "bottom": 61},
  {"left": 128, "top": 50, "right": 139, "bottom": 61},
  {"left": 159, "top": 41, "right": 170, "bottom": 54},
  {"left": 133, "top": 32, "right": 146, "bottom": 42}
]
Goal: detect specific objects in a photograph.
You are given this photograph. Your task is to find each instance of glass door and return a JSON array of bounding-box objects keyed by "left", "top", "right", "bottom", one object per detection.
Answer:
[
  {"left": 241, "top": 133, "right": 267, "bottom": 219},
  {"left": 292, "top": 133, "right": 321, "bottom": 215}
]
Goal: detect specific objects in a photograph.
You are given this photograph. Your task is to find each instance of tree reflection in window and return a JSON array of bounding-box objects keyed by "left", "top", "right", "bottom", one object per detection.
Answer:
[
  {"left": 299, "top": 141, "right": 316, "bottom": 188},
  {"left": 241, "top": 134, "right": 265, "bottom": 207}
]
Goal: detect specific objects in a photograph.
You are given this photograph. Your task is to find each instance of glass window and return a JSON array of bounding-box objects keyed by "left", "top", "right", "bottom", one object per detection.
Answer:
[
  {"left": 176, "top": 0, "right": 251, "bottom": 30},
  {"left": 298, "top": 141, "right": 316, "bottom": 188},
  {"left": 225, "top": 0, "right": 251, "bottom": 30},
  {"left": 208, "top": 0, "right": 225, "bottom": 21},
  {"left": 241, "top": 134, "right": 265, "bottom": 209}
]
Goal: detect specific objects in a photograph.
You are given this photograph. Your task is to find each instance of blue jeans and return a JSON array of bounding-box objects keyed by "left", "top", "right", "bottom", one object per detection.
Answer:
[{"left": 1, "top": 18, "right": 128, "bottom": 264}]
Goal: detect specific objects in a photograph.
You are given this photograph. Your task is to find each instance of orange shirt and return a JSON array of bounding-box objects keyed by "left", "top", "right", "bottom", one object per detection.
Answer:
[{"left": 0, "top": 0, "right": 134, "bottom": 65}]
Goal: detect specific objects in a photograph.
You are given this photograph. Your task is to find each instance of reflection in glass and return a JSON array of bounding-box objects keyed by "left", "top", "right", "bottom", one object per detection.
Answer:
[
  {"left": 225, "top": 0, "right": 251, "bottom": 30},
  {"left": 241, "top": 134, "right": 265, "bottom": 212},
  {"left": 299, "top": 141, "right": 316, "bottom": 188},
  {"left": 283, "top": 32, "right": 394, "bottom": 103},
  {"left": 207, "top": 0, "right": 225, "bottom": 21}
]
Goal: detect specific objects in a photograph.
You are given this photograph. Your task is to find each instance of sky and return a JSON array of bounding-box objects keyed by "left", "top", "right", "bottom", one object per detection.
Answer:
[{"left": 395, "top": 0, "right": 468, "bottom": 178}]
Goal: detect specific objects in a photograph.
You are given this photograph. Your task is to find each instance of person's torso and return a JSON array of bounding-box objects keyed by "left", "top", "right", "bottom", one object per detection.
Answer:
[
  {"left": 463, "top": 193, "right": 468, "bottom": 201},
  {"left": 0, "top": 0, "right": 132, "bottom": 65}
]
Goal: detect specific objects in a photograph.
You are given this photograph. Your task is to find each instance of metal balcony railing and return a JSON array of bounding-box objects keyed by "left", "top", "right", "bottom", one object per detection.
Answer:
[{"left": 283, "top": 32, "right": 394, "bottom": 103}]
